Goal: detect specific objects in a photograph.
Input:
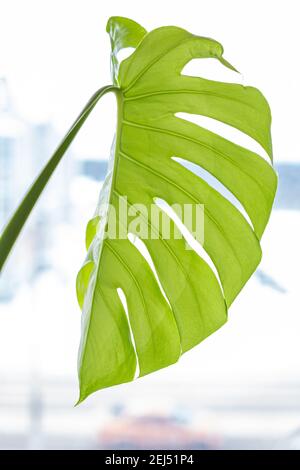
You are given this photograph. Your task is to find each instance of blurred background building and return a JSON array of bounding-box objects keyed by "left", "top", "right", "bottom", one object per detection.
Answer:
[{"left": 0, "top": 77, "right": 108, "bottom": 299}]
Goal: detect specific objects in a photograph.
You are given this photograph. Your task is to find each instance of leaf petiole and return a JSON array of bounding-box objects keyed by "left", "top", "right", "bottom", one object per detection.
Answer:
[{"left": 0, "top": 84, "right": 118, "bottom": 272}]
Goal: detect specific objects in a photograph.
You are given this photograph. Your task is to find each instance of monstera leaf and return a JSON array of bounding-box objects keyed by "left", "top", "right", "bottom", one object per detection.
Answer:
[
  {"left": 75, "top": 17, "right": 277, "bottom": 402},
  {"left": 0, "top": 16, "right": 277, "bottom": 404}
]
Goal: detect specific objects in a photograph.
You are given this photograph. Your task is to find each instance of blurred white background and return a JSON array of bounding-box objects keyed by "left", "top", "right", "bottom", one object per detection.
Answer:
[{"left": 0, "top": 0, "right": 300, "bottom": 450}]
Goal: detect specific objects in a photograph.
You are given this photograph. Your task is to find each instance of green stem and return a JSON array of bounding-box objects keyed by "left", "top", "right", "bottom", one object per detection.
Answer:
[{"left": 0, "top": 84, "right": 118, "bottom": 272}]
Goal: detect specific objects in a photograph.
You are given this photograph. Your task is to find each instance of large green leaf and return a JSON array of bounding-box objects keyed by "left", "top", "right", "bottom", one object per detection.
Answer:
[{"left": 76, "top": 16, "right": 277, "bottom": 402}]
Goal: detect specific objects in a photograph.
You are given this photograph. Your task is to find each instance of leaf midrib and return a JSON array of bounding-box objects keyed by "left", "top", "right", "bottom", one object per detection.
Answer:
[{"left": 79, "top": 88, "right": 125, "bottom": 379}]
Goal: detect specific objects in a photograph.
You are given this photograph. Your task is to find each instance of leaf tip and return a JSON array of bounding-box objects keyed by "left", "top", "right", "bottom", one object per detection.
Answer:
[{"left": 219, "top": 56, "right": 240, "bottom": 74}]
